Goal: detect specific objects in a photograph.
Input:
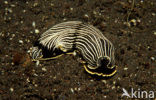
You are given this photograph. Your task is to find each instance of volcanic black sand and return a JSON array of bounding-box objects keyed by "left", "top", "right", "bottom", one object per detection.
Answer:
[{"left": 0, "top": 0, "right": 156, "bottom": 100}]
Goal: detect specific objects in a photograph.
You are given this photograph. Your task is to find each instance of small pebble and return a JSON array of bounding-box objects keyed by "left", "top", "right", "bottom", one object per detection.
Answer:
[
  {"left": 70, "top": 88, "right": 74, "bottom": 93},
  {"left": 4, "top": 1, "right": 8, "bottom": 4},
  {"left": 70, "top": 7, "right": 73, "bottom": 11},
  {"left": 42, "top": 67, "right": 47, "bottom": 71},
  {"left": 8, "top": 17, "right": 11, "bottom": 20},
  {"left": 140, "top": 0, "right": 144, "bottom": 3},
  {"left": 118, "top": 84, "right": 121, "bottom": 88},
  {"left": 32, "top": 21, "right": 36, "bottom": 27},
  {"left": 19, "top": 40, "right": 23, "bottom": 44},
  {"left": 84, "top": 14, "right": 89, "bottom": 18},
  {"left": 90, "top": 79, "right": 94, "bottom": 82},
  {"left": 8, "top": 8, "right": 13, "bottom": 13},
  {"left": 10, "top": 88, "right": 14, "bottom": 92},
  {"left": 50, "top": 3, "right": 54, "bottom": 6},
  {"left": 113, "top": 81, "right": 116, "bottom": 85},
  {"left": 93, "top": 10, "right": 97, "bottom": 15},
  {"left": 63, "top": 18, "right": 67, "bottom": 21},
  {"left": 112, "top": 86, "right": 115, "bottom": 89},
  {"left": 104, "top": 96, "right": 107, "bottom": 98},
  {"left": 78, "top": 87, "right": 81, "bottom": 91},
  {"left": 23, "top": 10, "right": 26, "bottom": 13},
  {"left": 12, "top": 34, "right": 15, "bottom": 37},
  {"left": 35, "top": 29, "right": 40, "bottom": 34},
  {"left": 34, "top": 84, "right": 38, "bottom": 87},
  {"left": 27, "top": 50, "right": 31, "bottom": 53},
  {"left": 152, "top": 13, "right": 155, "bottom": 16},
  {"left": 26, "top": 78, "right": 30, "bottom": 83},
  {"left": 102, "top": 80, "right": 107, "bottom": 84},
  {"left": 124, "top": 67, "right": 128, "bottom": 71},
  {"left": 74, "top": 87, "right": 77, "bottom": 91},
  {"left": 9, "top": 38, "right": 13, "bottom": 40},
  {"left": 151, "top": 57, "right": 155, "bottom": 61},
  {"left": 118, "top": 77, "right": 121, "bottom": 80},
  {"left": 34, "top": 73, "right": 38, "bottom": 76},
  {"left": 20, "top": 21, "right": 23, "bottom": 24},
  {"left": 11, "top": 4, "right": 15, "bottom": 7},
  {"left": 33, "top": 2, "right": 38, "bottom": 7},
  {"left": 26, "top": 39, "right": 30, "bottom": 43},
  {"left": 30, "top": 31, "right": 33, "bottom": 34}
]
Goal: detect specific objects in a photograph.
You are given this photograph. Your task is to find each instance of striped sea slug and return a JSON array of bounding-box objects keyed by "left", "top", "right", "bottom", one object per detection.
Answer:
[{"left": 30, "top": 21, "right": 117, "bottom": 77}]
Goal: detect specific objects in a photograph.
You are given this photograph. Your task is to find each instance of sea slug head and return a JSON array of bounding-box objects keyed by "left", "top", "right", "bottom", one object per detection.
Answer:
[{"left": 29, "top": 46, "right": 43, "bottom": 61}]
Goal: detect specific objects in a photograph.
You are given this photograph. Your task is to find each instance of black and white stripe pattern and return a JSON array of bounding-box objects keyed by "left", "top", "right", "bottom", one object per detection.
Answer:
[
  {"left": 30, "top": 21, "right": 117, "bottom": 77},
  {"left": 30, "top": 47, "right": 43, "bottom": 60}
]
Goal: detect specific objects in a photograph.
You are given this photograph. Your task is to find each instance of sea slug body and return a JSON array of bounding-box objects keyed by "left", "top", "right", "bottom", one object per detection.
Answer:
[{"left": 30, "top": 21, "right": 117, "bottom": 77}]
